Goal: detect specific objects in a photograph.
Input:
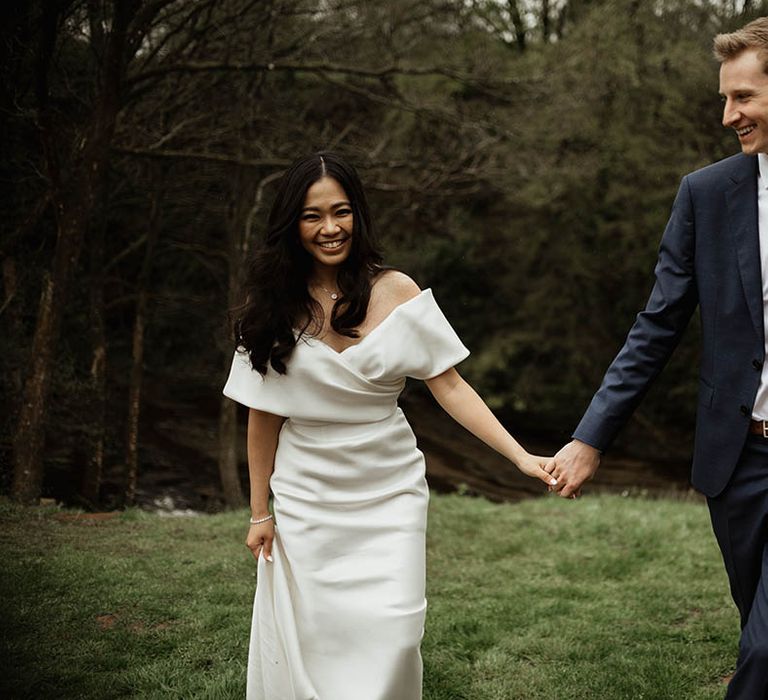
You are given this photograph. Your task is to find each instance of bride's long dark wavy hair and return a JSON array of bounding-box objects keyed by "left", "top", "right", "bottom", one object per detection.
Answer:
[{"left": 234, "top": 152, "right": 384, "bottom": 375}]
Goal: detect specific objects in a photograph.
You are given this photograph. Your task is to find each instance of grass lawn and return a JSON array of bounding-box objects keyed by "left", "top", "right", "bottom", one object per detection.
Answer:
[{"left": 0, "top": 493, "right": 737, "bottom": 699}]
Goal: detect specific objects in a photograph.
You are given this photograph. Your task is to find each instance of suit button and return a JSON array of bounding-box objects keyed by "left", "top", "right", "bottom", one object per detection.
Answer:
[
  {"left": 754, "top": 359, "right": 764, "bottom": 371},
  {"left": 741, "top": 405, "right": 750, "bottom": 416}
]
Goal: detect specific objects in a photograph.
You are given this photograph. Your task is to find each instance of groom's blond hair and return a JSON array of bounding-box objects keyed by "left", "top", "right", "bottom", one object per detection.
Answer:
[{"left": 713, "top": 17, "right": 768, "bottom": 72}]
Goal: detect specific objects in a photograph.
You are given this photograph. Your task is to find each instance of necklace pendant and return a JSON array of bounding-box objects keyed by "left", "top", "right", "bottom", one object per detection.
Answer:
[{"left": 330, "top": 293, "right": 338, "bottom": 300}]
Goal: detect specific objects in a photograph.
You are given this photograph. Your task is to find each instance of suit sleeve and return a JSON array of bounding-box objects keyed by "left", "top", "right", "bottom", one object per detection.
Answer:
[{"left": 573, "top": 176, "right": 699, "bottom": 451}]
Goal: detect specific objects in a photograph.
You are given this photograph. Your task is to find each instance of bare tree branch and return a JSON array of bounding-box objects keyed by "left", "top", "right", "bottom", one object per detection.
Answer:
[
  {"left": 105, "top": 233, "right": 147, "bottom": 271},
  {"left": 244, "top": 170, "right": 284, "bottom": 244},
  {"left": 112, "top": 145, "right": 291, "bottom": 167},
  {"left": 127, "top": 59, "right": 521, "bottom": 88}
]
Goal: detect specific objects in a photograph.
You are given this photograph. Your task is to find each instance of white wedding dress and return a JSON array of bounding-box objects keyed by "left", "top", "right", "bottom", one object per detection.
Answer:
[{"left": 223, "top": 289, "right": 469, "bottom": 700}]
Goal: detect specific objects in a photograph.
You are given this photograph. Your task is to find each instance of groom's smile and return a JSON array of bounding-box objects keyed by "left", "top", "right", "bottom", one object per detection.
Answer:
[{"left": 719, "top": 47, "right": 768, "bottom": 155}]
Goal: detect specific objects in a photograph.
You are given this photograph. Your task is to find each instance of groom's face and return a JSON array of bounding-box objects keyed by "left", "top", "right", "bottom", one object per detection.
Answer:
[{"left": 720, "top": 48, "right": 768, "bottom": 155}]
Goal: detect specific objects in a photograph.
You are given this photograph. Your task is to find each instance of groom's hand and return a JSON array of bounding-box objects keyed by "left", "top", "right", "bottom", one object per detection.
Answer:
[{"left": 548, "top": 439, "right": 601, "bottom": 498}]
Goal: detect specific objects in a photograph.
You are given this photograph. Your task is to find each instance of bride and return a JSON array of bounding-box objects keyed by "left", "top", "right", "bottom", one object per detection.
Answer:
[{"left": 224, "top": 151, "right": 556, "bottom": 700}]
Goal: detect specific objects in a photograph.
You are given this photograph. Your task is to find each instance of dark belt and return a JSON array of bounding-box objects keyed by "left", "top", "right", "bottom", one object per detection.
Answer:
[{"left": 749, "top": 420, "right": 768, "bottom": 438}]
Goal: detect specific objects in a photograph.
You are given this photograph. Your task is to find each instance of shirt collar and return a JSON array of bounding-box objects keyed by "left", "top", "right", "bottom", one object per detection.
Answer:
[{"left": 759, "top": 153, "right": 768, "bottom": 189}]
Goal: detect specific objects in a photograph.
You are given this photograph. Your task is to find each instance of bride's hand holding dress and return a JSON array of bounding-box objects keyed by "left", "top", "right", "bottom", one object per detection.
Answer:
[
  {"left": 246, "top": 517, "right": 275, "bottom": 563},
  {"left": 244, "top": 409, "right": 283, "bottom": 564}
]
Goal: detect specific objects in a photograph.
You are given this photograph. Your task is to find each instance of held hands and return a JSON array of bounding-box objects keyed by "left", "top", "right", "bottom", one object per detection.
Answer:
[
  {"left": 246, "top": 517, "right": 275, "bottom": 563},
  {"left": 545, "top": 439, "right": 601, "bottom": 499},
  {"left": 516, "top": 452, "right": 559, "bottom": 488}
]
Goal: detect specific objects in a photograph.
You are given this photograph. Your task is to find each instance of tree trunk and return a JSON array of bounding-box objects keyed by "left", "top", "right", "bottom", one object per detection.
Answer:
[
  {"left": 2, "top": 257, "right": 23, "bottom": 397},
  {"left": 81, "top": 214, "right": 107, "bottom": 505},
  {"left": 217, "top": 236, "right": 247, "bottom": 507},
  {"left": 216, "top": 167, "right": 254, "bottom": 508},
  {"left": 218, "top": 393, "right": 243, "bottom": 506},
  {"left": 508, "top": 0, "right": 527, "bottom": 51},
  {"left": 12, "top": 204, "right": 93, "bottom": 502},
  {"left": 124, "top": 181, "right": 162, "bottom": 506},
  {"left": 541, "top": 0, "right": 551, "bottom": 41},
  {"left": 124, "top": 290, "right": 146, "bottom": 506}
]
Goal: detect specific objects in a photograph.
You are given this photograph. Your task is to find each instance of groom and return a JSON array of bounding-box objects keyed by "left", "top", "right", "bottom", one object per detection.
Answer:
[{"left": 549, "top": 17, "right": 768, "bottom": 699}]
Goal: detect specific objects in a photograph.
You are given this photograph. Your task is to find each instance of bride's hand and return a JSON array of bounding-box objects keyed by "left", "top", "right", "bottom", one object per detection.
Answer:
[
  {"left": 246, "top": 518, "right": 275, "bottom": 562},
  {"left": 515, "top": 453, "right": 558, "bottom": 488}
]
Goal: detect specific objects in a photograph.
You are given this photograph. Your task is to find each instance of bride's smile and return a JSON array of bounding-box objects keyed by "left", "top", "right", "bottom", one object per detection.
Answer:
[{"left": 299, "top": 176, "right": 354, "bottom": 266}]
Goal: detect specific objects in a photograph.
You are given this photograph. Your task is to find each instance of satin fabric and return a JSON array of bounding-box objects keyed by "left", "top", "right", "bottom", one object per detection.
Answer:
[{"left": 224, "top": 289, "right": 469, "bottom": 700}]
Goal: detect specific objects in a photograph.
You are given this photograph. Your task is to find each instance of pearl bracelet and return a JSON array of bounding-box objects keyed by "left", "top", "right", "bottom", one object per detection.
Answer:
[{"left": 249, "top": 514, "right": 273, "bottom": 525}]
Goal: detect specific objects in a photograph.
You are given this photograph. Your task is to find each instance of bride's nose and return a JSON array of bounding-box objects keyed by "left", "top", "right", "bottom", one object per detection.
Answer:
[{"left": 320, "top": 216, "right": 340, "bottom": 234}]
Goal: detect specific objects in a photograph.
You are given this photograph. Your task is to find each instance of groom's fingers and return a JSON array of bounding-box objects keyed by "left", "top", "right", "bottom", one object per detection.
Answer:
[
  {"left": 550, "top": 462, "right": 574, "bottom": 495},
  {"left": 558, "top": 478, "right": 583, "bottom": 498},
  {"left": 550, "top": 460, "right": 587, "bottom": 496}
]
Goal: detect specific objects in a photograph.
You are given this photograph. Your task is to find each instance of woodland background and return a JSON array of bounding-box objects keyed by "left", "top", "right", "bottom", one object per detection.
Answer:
[{"left": 1, "top": 0, "right": 763, "bottom": 510}]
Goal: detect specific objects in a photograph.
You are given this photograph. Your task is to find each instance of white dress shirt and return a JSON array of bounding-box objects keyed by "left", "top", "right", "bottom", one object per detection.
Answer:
[{"left": 751, "top": 153, "right": 768, "bottom": 420}]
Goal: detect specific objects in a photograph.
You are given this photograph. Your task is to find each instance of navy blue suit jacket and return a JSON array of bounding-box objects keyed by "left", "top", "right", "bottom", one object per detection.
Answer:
[{"left": 573, "top": 153, "right": 764, "bottom": 497}]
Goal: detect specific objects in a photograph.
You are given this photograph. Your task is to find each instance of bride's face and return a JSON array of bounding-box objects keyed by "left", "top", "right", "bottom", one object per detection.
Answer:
[{"left": 298, "top": 176, "right": 354, "bottom": 268}]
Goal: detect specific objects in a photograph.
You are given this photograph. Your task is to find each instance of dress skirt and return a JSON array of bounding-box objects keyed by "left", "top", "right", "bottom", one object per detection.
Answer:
[{"left": 246, "top": 409, "right": 429, "bottom": 700}]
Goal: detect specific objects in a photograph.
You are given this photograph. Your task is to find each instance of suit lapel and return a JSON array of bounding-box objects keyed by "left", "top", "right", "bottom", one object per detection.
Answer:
[{"left": 727, "top": 155, "right": 762, "bottom": 342}]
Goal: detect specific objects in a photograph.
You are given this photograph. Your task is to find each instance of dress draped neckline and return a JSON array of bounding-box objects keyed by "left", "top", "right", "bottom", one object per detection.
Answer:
[{"left": 298, "top": 289, "right": 429, "bottom": 357}]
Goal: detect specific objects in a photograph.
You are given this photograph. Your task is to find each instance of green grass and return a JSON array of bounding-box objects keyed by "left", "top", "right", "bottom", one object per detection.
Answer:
[{"left": 0, "top": 494, "right": 737, "bottom": 699}]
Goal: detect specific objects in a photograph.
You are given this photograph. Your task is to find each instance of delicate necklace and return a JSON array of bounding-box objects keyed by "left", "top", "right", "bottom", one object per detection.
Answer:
[{"left": 314, "top": 283, "right": 339, "bottom": 301}]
